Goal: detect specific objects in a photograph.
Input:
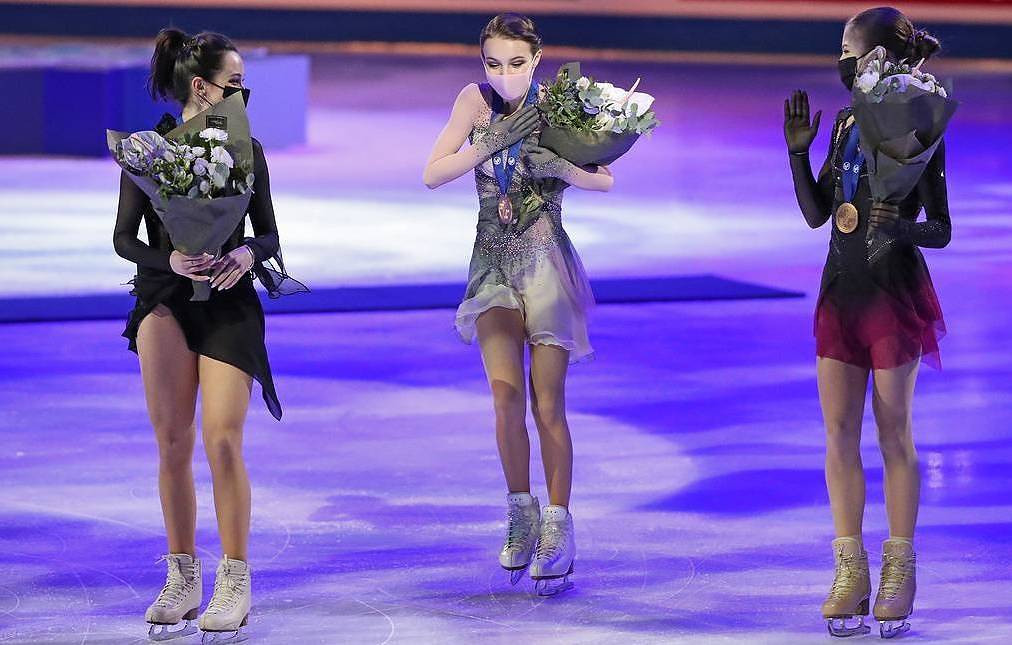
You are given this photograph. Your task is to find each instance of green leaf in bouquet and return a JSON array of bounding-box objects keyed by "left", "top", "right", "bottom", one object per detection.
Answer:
[
  {"left": 636, "top": 112, "right": 660, "bottom": 134},
  {"left": 539, "top": 62, "right": 603, "bottom": 134}
]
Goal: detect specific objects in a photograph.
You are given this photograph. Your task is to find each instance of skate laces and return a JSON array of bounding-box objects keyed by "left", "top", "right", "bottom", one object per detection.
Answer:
[
  {"left": 504, "top": 506, "right": 533, "bottom": 550},
  {"left": 878, "top": 553, "right": 912, "bottom": 600},
  {"left": 828, "top": 549, "right": 865, "bottom": 600},
  {"left": 207, "top": 567, "right": 247, "bottom": 614},
  {"left": 535, "top": 522, "right": 566, "bottom": 560},
  {"left": 152, "top": 556, "right": 195, "bottom": 608}
]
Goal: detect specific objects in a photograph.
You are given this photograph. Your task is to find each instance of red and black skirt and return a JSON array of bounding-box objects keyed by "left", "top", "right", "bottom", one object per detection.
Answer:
[{"left": 815, "top": 263, "right": 945, "bottom": 370}]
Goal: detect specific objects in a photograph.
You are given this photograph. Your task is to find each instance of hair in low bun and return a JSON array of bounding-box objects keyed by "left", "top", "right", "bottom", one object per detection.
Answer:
[
  {"left": 910, "top": 28, "right": 942, "bottom": 62},
  {"left": 849, "top": 6, "right": 942, "bottom": 63},
  {"left": 147, "top": 27, "right": 238, "bottom": 104}
]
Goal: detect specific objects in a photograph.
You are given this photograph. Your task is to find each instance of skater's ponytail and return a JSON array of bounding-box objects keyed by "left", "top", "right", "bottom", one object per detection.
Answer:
[
  {"left": 848, "top": 7, "right": 942, "bottom": 63},
  {"left": 480, "top": 13, "right": 542, "bottom": 55},
  {"left": 148, "top": 28, "right": 238, "bottom": 103}
]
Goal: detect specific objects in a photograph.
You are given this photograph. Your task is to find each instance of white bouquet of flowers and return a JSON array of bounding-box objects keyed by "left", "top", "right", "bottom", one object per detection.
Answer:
[
  {"left": 114, "top": 126, "right": 253, "bottom": 201},
  {"left": 854, "top": 47, "right": 949, "bottom": 102},
  {"left": 108, "top": 93, "right": 256, "bottom": 300},
  {"left": 538, "top": 62, "right": 659, "bottom": 166},
  {"left": 850, "top": 46, "right": 957, "bottom": 263}
]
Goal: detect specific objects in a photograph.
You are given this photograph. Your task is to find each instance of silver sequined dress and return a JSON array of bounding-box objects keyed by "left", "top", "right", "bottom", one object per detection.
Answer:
[{"left": 454, "top": 84, "right": 595, "bottom": 362}]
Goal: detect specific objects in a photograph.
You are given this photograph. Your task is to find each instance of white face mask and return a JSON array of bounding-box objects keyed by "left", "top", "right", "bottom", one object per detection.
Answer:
[{"left": 485, "top": 54, "right": 540, "bottom": 102}]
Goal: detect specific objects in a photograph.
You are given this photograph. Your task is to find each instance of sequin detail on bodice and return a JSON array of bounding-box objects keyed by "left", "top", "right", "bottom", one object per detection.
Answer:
[{"left": 467, "top": 97, "right": 567, "bottom": 285}]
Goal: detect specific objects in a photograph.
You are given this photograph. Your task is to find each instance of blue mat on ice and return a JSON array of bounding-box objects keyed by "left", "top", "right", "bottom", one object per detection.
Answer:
[{"left": 0, "top": 275, "right": 802, "bottom": 323}]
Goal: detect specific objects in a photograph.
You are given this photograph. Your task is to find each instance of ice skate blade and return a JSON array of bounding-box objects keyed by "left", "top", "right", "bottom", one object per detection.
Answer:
[
  {"left": 826, "top": 616, "right": 871, "bottom": 638},
  {"left": 507, "top": 568, "right": 527, "bottom": 585},
  {"left": 532, "top": 563, "right": 575, "bottom": 597},
  {"left": 148, "top": 619, "right": 198, "bottom": 641},
  {"left": 534, "top": 576, "right": 574, "bottom": 597},
  {"left": 201, "top": 615, "right": 248, "bottom": 644},
  {"left": 879, "top": 619, "right": 910, "bottom": 639},
  {"left": 200, "top": 629, "right": 247, "bottom": 644}
]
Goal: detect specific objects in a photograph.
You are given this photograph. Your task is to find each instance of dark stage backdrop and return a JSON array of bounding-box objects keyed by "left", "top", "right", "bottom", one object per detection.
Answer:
[{"left": 2, "top": 1, "right": 1012, "bottom": 58}]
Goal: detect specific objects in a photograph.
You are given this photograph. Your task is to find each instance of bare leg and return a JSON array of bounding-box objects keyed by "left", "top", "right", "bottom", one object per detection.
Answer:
[
  {"left": 198, "top": 356, "right": 253, "bottom": 561},
  {"left": 476, "top": 307, "right": 530, "bottom": 494},
  {"left": 817, "top": 357, "right": 871, "bottom": 538},
  {"left": 136, "top": 304, "right": 199, "bottom": 556},
  {"left": 871, "top": 358, "right": 921, "bottom": 539},
  {"left": 529, "top": 344, "right": 572, "bottom": 508}
]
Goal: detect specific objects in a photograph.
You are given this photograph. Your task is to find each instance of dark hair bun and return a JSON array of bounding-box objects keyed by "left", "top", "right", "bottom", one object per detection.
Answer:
[
  {"left": 911, "top": 29, "right": 941, "bottom": 61},
  {"left": 849, "top": 7, "right": 942, "bottom": 64}
]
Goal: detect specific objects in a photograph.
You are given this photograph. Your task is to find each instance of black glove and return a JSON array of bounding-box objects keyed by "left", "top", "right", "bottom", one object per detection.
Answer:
[{"left": 783, "top": 90, "right": 823, "bottom": 155}]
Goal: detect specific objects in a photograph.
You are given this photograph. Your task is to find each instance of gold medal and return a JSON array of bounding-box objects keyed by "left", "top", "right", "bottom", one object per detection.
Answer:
[
  {"left": 835, "top": 202, "right": 859, "bottom": 234},
  {"left": 497, "top": 195, "right": 513, "bottom": 225}
]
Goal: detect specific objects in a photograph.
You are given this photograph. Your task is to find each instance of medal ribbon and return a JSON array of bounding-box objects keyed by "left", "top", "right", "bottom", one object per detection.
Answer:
[
  {"left": 841, "top": 124, "right": 864, "bottom": 202},
  {"left": 491, "top": 82, "right": 539, "bottom": 200}
]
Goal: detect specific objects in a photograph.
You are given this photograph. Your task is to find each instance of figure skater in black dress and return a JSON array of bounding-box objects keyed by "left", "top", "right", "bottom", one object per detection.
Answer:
[
  {"left": 113, "top": 27, "right": 302, "bottom": 642},
  {"left": 784, "top": 7, "right": 949, "bottom": 639}
]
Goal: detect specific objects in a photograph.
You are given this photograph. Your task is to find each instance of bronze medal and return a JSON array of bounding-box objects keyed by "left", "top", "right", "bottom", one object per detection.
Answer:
[
  {"left": 835, "top": 202, "right": 859, "bottom": 234},
  {"left": 498, "top": 195, "right": 513, "bottom": 225}
]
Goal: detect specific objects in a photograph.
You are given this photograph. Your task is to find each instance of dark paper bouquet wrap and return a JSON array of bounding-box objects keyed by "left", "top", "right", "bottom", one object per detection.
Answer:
[
  {"left": 850, "top": 47, "right": 958, "bottom": 264},
  {"left": 107, "top": 93, "right": 256, "bottom": 301},
  {"left": 538, "top": 62, "right": 659, "bottom": 166}
]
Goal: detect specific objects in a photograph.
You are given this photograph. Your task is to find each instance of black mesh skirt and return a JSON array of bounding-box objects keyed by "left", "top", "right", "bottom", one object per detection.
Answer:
[{"left": 123, "top": 269, "right": 282, "bottom": 420}]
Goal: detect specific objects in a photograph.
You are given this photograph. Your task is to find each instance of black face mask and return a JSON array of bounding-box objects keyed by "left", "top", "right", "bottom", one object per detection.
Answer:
[
  {"left": 222, "top": 85, "right": 251, "bottom": 106},
  {"left": 838, "top": 56, "right": 858, "bottom": 91},
  {"left": 202, "top": 80, "right": 251, "bottom": 107}
]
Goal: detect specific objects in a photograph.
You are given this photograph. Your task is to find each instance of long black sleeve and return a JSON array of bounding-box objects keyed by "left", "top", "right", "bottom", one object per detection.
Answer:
[
  {"left": 898, "top": 139, "right": 951, "bottom": 249},
  {"left": 789, "top": 112, "right": 841, "bottom": 230},
  {"left": 112, "top": 171, "right": 172, "bottom": 271},
  {"left": 243, "top": 139, "right": 280, "bottom": 262}
]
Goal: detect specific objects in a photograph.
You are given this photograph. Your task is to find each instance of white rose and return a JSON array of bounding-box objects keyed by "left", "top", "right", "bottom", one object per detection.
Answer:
[
  {"left": 192, "top": 157, "right": 209, "bottom": 177},
  {"left": 599, "top": 85, "right": 627, "bottom": 106},
  {"left": 854, "top": 67, "right": 879, "bottom": 93},
  {"left": 575, "top": 76, "right": 592, "bottom": 91},
  {"left": 853, "top": 47, "right": 888, "bottom": 94},
  {"left": 210, "top": 146, "right": 234, "bottom": 168},
  {"left": 199, "top": 128, "right": 229, "bottom": 142}
]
